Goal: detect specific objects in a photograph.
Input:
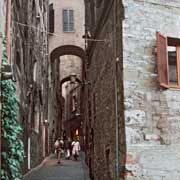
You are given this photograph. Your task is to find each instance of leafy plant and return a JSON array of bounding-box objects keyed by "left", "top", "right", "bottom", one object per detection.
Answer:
[{"left": 1, "top": 43, "right": 24, "bottom": 180}]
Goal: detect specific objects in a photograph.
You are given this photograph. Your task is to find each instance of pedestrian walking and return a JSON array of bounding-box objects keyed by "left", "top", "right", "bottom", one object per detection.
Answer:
[
  {"left": 54, "top": 137, "right": 64, "bottom": 164},
  {"left": 63, "top": 130, "right": 66, "bottom": 141},
  {"left": 71, "top": 138, "right": 81, "bottom": 161},
  {"left": 64, "top": 137, "right": 72, "bottom": 159}
]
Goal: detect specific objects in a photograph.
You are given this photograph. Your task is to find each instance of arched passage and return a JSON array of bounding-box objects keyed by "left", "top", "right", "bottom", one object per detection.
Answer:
[
  {"left": 60, "top": 75, "right": 82, "bottom": 85},
  {"left": 60, "top": 75, "right": 82, "bottom": 140},
  {"left": 50, "top": 45, "right": 86, "bottom": 63},
  {"left": 49, "top": 45, "right": 86, "bottom": 145},
  {"left": 50, "top": 45, "right": 86, "bottom": 81}
]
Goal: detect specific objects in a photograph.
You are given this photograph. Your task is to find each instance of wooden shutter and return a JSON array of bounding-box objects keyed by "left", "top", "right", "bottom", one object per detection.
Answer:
[
  {"left": 69, "top": 10, "right": 74, "bottom": 31},
  {"left": 177, "top": 46, "right": 180, "bottom": 87},
  {"left": 49, "top": 4, "right": 54, "bottom": 33},
  {"left": 156, "top": 32, "right": 169, "bottom": 87},
  {"left": 63, "top": 9, "right": 68, "bottom": 31}
]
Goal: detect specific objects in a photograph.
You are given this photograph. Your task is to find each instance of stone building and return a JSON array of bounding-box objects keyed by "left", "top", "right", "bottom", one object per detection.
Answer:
[
  {"left": 84, "top": 0, "right": 180, "bottom": 179},
  {"left": 11, "top": 0, "right": 49, "bottom": 173},
  {"left": 0, "top": 0, "right": 6, "bottom": 166},
  {"left": 48, "top": 0, "right": 85, "bottom": 148}
]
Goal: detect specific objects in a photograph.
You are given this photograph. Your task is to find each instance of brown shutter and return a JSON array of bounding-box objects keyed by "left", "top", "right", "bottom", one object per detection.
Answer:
[
  {"left": 49, "top": 4, "right": 54, "bottom": 33},
  {"left": 156, "top": 32, "right": 169, "bottom": 88},
  {"left": 177, "top": 47, "right": 180, "bottom": 87}
]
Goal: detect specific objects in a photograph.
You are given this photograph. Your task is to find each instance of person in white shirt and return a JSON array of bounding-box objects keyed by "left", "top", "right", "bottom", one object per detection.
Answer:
[
  {"left": 54, "top": 137, "right": 64, "bottom": 164},
  {"left": 71, "top": 138, "right": 81, "bottom": 161}
]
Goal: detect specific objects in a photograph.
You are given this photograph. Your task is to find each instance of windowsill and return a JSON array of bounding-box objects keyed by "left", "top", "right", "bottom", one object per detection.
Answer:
[
  {"left": 168, "top": 87, "right": 180, "bottom": 91},
  {"left": 63, "top": 31, "right": 75, "bottom": 33},
  {"left": 168, "top": 84, "right": 180, "bottom": 89},
  {"left": 160, "top": 83, "right": 180, "bottom": 90}
]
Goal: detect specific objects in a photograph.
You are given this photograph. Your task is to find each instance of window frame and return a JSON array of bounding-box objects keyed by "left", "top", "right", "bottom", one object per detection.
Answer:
[
  {"left": 156, "top": 32, "right": 180, "bottom": 89},
  {"left": 62, "top": 8, "right": 75, "bottom": 33},
  {"left": 168, "top": 46, "right": 180, "bottom": 88}
]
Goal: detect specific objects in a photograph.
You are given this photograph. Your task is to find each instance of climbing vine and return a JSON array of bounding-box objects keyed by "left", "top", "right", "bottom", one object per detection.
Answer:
[{"left": 1, "top": 44, "right": 24, "bottom": 180}]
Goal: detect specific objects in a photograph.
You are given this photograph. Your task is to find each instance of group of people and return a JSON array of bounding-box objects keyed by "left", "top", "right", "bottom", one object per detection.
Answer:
[{"left": 54, "top": 136, "right": 81, "bottom": 164}]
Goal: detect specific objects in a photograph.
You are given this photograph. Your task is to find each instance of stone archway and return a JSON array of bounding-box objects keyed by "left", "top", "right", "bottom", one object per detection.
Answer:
[
  {"left": 50, "top": 45, "right": 86, "bottom": 81},
  {"left": 60, "top": 75, "right": 82, "bottom": 85},
  {"left": 50, "top": 45, "right": 86, "bottom": 63}
]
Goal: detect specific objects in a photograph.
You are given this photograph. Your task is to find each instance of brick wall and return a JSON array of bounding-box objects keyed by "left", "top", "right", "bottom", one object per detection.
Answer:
[{"left": 123, "top": 0, "right": 180, "bottom": 179}]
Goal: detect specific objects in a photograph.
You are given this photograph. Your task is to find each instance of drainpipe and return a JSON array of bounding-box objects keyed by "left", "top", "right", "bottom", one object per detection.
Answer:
[{"left": 113, "top": 0, "right": 120, "bottom": 179}]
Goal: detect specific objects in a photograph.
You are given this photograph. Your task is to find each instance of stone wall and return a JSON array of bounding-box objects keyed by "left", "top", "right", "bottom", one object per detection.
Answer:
[
  {"left": 11, "top": 0, "right": 48, "bottom": 173},
  {"left": 60, "top": 55, "right": 82, "bottom": 81},
  {"left": 48, "top": 59, "right": 61, "bottom": 151},
  {"left": 123, "top": 0, "right": 180, "bottom": 179},
  {"left": 84, "top": 0, "right": 125, "bottom": 179}
]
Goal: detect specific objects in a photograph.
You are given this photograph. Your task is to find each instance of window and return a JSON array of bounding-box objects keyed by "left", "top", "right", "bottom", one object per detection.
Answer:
[
  {"left": 16, "top": 51, "right": 21, "bottom": 72},
  {"left": 63, "top": 9, "right": 74, "bottom": 32},
  {"left": 33, "top": 61, "right": 37, "bottom": 82},
  {"left": 34, "top": 110, "right": 40, "bottom": 134},
  {"left": 156, "top": 32, "right": 180, "bottom": 88}
]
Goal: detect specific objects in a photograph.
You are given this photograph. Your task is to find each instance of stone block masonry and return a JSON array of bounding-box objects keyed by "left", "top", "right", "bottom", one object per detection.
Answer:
[{"left": 123, "top": 0, "right": 180, "bottom": 179}]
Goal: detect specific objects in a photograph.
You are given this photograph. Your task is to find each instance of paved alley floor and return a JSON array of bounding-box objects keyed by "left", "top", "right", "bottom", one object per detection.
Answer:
[{"left": 23, "top": 153, "right": 90, "bottom": 180}]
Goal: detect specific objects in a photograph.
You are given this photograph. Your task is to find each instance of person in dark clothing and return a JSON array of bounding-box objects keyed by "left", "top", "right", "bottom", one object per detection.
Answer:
[
  {"left": 64, "top": 137, "right": 71, "bottom": 159},
  {"left": 63, "top": 130, "right": 66, "bottom": 141}
]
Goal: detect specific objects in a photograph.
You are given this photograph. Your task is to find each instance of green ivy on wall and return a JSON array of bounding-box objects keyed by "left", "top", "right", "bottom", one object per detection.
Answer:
[{"left": 1, "top": 43, "right": 24, "bottom": 180}]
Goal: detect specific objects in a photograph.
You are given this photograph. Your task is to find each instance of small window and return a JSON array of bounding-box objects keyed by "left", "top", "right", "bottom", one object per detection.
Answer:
[
  {"left": 168, "top": 46, "right": 178, "bottom": 85},
  {"left": 33, "top": 61, "right": 37, "bottom": 82},
  {"left": 63, "top": 9, "right": 74, "bottom": 32},
  {"left": 156, "top": 32, "right": 180, "bottom": 88},
  {"left": 16, "top": 51, "right": 21, "bottom": 72},
  {"left": 34, "top": 110, "right": 40, "bottom": 133},
  {"left": 72, "top": 95, "right": 76, "bottom": 111}
]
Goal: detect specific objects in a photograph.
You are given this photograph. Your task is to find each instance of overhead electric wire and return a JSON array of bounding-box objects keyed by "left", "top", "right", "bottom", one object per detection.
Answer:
[{"left": 12, "top": 20, "right": 108, "bottom": 42}]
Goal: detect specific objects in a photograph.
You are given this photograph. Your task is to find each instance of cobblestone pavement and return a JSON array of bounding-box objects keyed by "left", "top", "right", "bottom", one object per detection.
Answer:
[{"left": 23, "top": 153, "right": 90, "bottom": 180}]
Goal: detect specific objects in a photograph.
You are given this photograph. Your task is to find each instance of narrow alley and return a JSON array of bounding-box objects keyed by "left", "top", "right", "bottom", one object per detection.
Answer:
[
  {"left": 23, "top": 153, "right": 90, "bottom": 180},
  {"left": 1, "top": 0, "right": 180, "bottom": 180}
]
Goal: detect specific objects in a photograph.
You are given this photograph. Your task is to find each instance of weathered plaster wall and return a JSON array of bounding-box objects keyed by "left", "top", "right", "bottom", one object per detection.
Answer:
[
  {"left": 123, "top": 0, "right": 180, "bottom": 179},
  {"left": 49, "top": 0, "right": 85, "bottom": 53},
  {"left": 0, "top": 0, "right": 5, "bottom": 64}
]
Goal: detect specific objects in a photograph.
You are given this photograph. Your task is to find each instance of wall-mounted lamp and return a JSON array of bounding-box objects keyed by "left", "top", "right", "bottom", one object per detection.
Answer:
[{"left": 43, "top": 119, "right": 49, "bottom": 125}]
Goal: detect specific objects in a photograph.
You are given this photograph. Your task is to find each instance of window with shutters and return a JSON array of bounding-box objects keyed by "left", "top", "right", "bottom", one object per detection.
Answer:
[
  {"left": 63, "top": 9, "right": 74, "bottom": 32},
  {"left": 156, "top": 32, "right": 180, "bottom": 88}
]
